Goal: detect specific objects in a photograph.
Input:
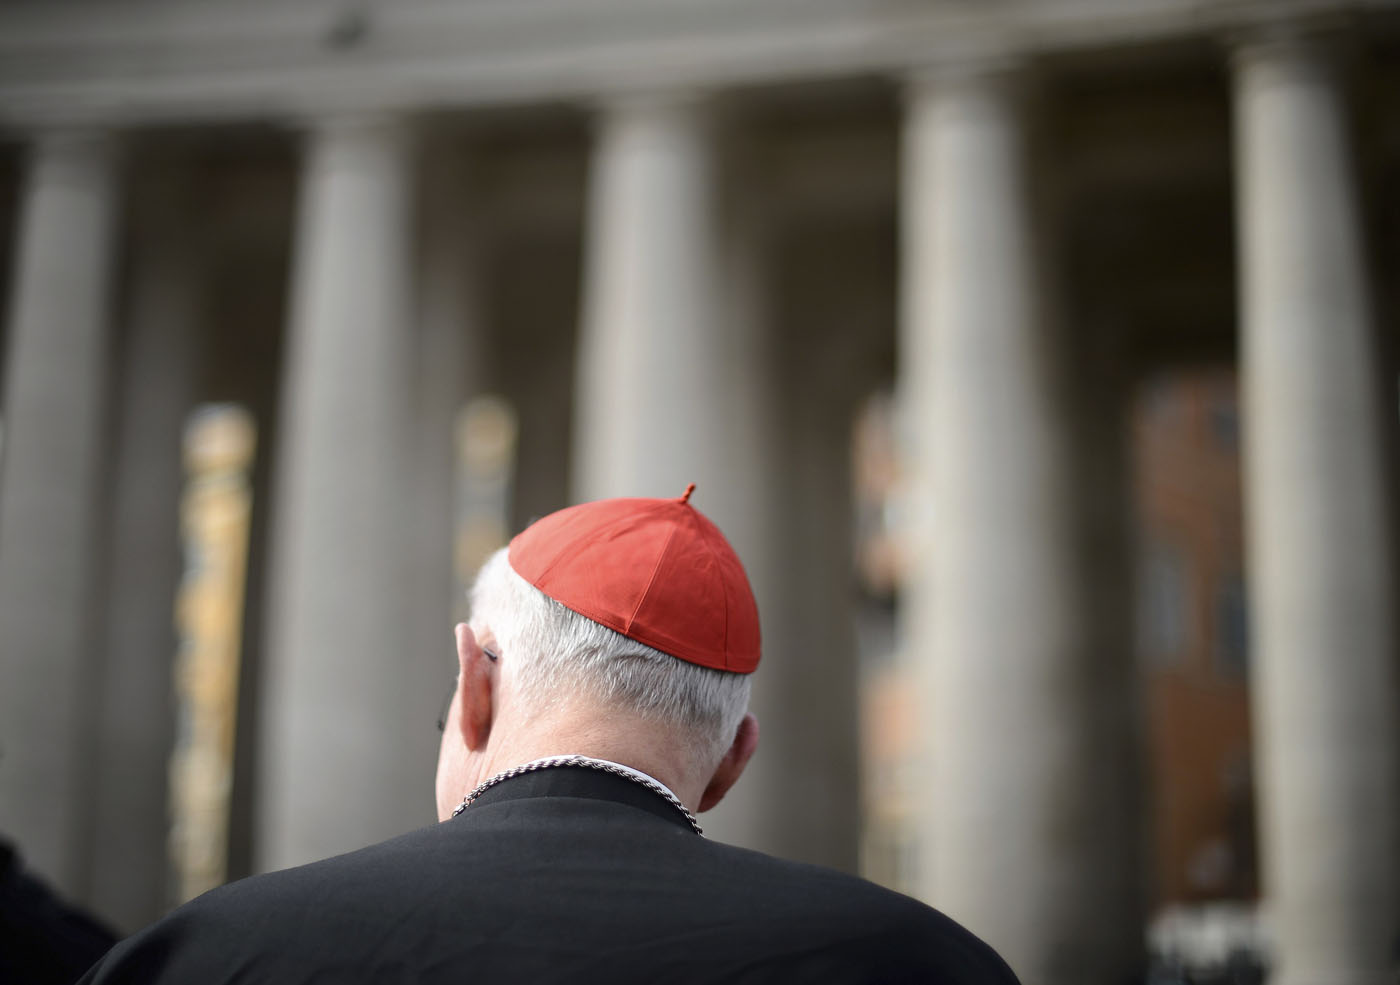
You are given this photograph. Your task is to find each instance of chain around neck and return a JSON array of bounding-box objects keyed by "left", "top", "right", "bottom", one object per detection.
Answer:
[{"left": 451, "top": 754, "right": 703, "bottom": 835}]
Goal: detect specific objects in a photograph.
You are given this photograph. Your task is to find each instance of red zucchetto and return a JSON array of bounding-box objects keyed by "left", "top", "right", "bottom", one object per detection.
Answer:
[{"left": 507, "top": 484, "right": 761, "bottom": 673}]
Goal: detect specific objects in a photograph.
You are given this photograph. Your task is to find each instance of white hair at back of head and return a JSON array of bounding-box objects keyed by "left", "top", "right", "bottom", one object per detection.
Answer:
[{"left": 469, "top": 547, "right": 752, "bottom": 769}]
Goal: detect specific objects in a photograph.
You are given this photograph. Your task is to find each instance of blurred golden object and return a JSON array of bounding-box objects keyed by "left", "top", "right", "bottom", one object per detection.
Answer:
[{"left": 169, "top": 405, "right": 257, "bottom": 905}]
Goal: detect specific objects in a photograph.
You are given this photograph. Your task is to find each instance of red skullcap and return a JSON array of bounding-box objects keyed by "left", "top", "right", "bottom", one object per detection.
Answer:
[{"left": 507, "top": 484, "right": 761, "bottom": 673}]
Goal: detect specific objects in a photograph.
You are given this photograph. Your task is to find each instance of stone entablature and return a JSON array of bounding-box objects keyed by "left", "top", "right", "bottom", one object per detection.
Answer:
[{"left": 0, "top": 0, "right": 1392, "bottom": 126}]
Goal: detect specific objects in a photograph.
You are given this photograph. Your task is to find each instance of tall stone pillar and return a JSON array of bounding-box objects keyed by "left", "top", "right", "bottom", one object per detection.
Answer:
[
  {"left": 0, "top": 131, "right": 120, "bottom": 898},
  {"left": 259, "top": 116, "right": 425, "bottom": 872},
  {"left": 573, "top": 93, "right": 726, "bottom": 502},
  {"left": 1234, "top": 35, "right": 1399, "bottom": 984},
  {"left": 573, "top": 95, "right": 859, "bottom": 867},
  {"left": 88, "top": 168, "right": 206, "bottom": 931},
  {"left": 901, "top": 66, "right": 1142, "bottom": 983},
  {"left": 571, "top": 93, "right": 744, "bottom": 509}
]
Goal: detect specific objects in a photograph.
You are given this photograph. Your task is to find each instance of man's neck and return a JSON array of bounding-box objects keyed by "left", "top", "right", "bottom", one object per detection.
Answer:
[{"left": 468, "top": 706, "right": 706, "bottom": 812}]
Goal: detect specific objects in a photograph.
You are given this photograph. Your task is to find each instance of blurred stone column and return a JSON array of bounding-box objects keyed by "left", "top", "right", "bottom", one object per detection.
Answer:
[
  {"left": 0, "top": 131, "right": 120, "bottom": 898},
  {"left": 259, "top": 116, "right": 421, "bottom": 871},
  {"left": 573, "top": 93, "right": 726, "bottom": 501},
  {"left": 901, "top": 65, "right": 1142, "bottom": 983},
  {"left": 573, "top": 94, "right": 859, "bottom": 867},
  {"left": 1234, "top": 34, "right": 1399, "bottom": 985},
  {"left": 88, "top": 167, "right": 205, "bottom": 931}
]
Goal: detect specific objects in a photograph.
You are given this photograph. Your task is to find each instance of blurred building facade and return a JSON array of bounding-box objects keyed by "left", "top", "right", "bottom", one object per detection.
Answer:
[
  {"left": 1, "top": 2, "right": 1398, "bottom": 983},
  {"left": 1135, "top": 373, "right": 1256, "bottom": 909}
]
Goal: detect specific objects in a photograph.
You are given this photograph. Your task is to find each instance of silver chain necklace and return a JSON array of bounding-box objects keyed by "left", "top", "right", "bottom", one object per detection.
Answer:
[{"left": 452, "top": 754, "right": 703, "bottom": 835}]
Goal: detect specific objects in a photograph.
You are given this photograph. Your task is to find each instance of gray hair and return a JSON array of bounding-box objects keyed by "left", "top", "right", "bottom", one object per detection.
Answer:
[{"left": 468, "top": 547, "right": 752, "bottom": 768}]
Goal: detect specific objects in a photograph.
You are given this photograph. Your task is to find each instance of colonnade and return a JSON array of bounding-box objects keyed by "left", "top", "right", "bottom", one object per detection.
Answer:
[{"left": 0, "top": 24, "right": 1395, "bottom": 985}]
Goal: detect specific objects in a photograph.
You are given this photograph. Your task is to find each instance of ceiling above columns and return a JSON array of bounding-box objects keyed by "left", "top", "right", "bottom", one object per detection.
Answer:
[{"left": 1, "top": 0, "right": 1396, "bottom": 127}]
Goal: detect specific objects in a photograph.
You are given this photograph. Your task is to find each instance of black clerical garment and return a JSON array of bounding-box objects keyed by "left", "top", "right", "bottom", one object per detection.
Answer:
[
  {"left": 80, "top": 766, "right": 1019, "bottom": 984},
  {"left": 1, "top": 839, "right": 117, "bottom": 985}
]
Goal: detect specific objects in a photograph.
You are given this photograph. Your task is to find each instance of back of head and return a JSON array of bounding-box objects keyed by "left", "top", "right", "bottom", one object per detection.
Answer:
[{"left": 469, "top": 487, "right": 759, "bottom": 771}]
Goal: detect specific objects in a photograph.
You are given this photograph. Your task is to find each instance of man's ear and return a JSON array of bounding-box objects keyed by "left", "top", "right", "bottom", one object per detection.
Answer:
[
  {"left": 455, "top": 623, "right": 496, "bottom": 752},
  {"left": 697, "top": 713, "right": 759, "bottom": 813}
]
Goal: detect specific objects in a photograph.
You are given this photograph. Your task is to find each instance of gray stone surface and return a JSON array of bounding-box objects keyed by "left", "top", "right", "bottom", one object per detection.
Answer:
[
  {"left": 573, "top": 93, "right": 725, "bottom": 503},
  {"left": 87, "top": 173, "right": 204, "bottom": 931},
  {"left": 0, "top": 131, "right": 119, "bottom": 898},
  {"left": 1234, "top": 34, "right": 1400, "bottom": 985},
  {"left": 258, "top": 117, "right": 428, "bottom": 872},
  {"left": 0, "top": 0, "right": 1376, "bottom": 127},
  {"left": 901, "top": 66, "right": 1143, "bottom": 983}
]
